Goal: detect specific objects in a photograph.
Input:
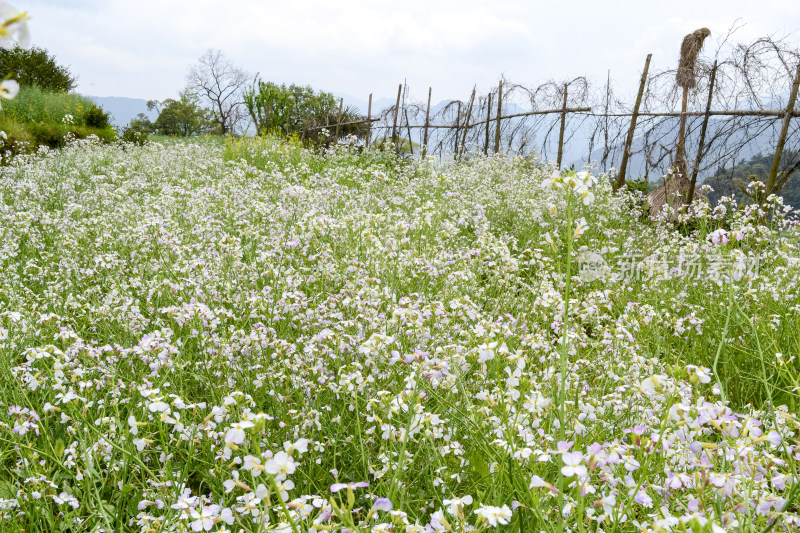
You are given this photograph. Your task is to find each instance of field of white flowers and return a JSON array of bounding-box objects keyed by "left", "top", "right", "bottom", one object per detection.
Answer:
[{"left": 0, "top": 136, "right": 799, "bottom": 532}]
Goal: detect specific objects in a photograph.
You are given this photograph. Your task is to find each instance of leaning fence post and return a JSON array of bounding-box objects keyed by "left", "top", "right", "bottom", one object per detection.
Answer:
[
  {"left": 459, "top": 86, "right": 476, "bottom": 159},
  {"left": 766, "top": 62, "right": 800, "bottom": 199},
  {"left": 556, "top": 83, "right": 568, "bottom": 168},
  {"left": 334, "top": 98, "right": 343, "bottom": 144},
  {"left": 687, "top": 60, "right": 718, "bottom": 204},
  {"left": 453, "top": 101, "right": 462, "bottom": 159},
  {"left": 422, "top": 87, "right": 431, "bottom": 158},
  {"left": 365, "top": 93, "right": 372, "bottom": 149},
  {"left": 484, "top": 93, "right": 492, "bottom": 155},
  {"left": 391, "top": 83, "right": 402, "bottom": 149},
  {"left": 404, "top": 108, "right": 414, "bottom": 156},
  {"left": 615, "top": 53, "right": 652, "bottom": 191},
  {"left": 494, "top": 80, "right": 503, "bottom": 153}
]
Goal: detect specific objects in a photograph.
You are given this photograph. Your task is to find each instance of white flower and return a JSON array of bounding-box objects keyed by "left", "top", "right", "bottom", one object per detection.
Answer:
[
  {"left": 577, "top": 185, "right": 595, "bottom": 205},
  {"left": 443, "top": 495, "right": 473, "bottom": 516},
  {"left": 0, "top": 79, "right": 17, "bottom": 106},
  {"left": 561, "top": 451, "right": 586, "bottom": 478},
  {"left": 474, "top": 504, "right": 512, "bottom": 526},
  {"left": 148, "top": 400, "right": 170, "bottom": 413},
  {"left": 189, "top": 504, "right": 220, "bottom": 531},
  {"left": 477, "top": 341, "right": 497, "bottom": 363},
  {"left": 573, "top": 217, "right": 588, "bottom": 239},
  {"left": 283, "top": 438, "right": 310, "bottom": 455},
  {"left": 128, "top": 414, "right": 138, "bottom": 435},
  {"left": 0, "top": 2, "right": 29, "bottom": 49},
  {"left": 264, "top": 451, "right": 296, "bottom": 480},
  {"left": 224, "top": 420, "right": 254, "bottom": 445}
]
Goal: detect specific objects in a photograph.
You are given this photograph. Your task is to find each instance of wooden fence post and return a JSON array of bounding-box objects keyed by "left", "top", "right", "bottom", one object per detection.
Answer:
[
  {"left": 556, "top": 83, "right": 568, "bottom": 168},
  {"left": 391, "top": 83, "right": 402, "bottom": 149},
  {"left": 334, "top": 98, "right": 343, "bottom": 144},
  {"left": 615, "top": 53, "right": 652, "bottom": 191},
  {"left": 404, "top": 109, "right": 414, "bottom": 156},
  {"left": 422, "top": 87, "right": 431, "bottom": 158},
  {"left": 459, "top": 87, "right": 476, "bottom": 159},
  {"left": 494, "top": 80, "right": 503, "bottom": 153},
  {"left": 687, "top": 60, "right": 717, "bottom": 203},
  {"left": 484, "top": 93, "right": 492, "bottom": 155},
  {"left": 766, "top": 63, "right": 800, "bottom": 198},
  {"left": 453, "top": 101, "right": 462, "bottom": 159},
  {"left": 365, "top": 93, "right": 372, "bottom": 149}
]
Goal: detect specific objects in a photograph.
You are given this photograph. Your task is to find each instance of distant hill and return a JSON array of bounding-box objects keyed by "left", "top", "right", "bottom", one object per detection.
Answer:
[{"left": 85, "top": 96, "right": 156, "bottom": 129}]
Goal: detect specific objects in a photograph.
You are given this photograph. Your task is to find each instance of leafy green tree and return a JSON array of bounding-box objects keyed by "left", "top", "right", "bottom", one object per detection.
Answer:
[
  {"left": 147, "top": 91, "right": 214, "bottom": 137},
  {"left": 125, "top": 113, "right": 154, "bottom": 135},
  {"left": 706, "top": 150, "right": 800, "bottom": 207},
  {"left": 243, "top": 77, "right": 365, "bottom": 140},
  {"left": 0, "top": 45, "right": 76, "bottom": 92}
]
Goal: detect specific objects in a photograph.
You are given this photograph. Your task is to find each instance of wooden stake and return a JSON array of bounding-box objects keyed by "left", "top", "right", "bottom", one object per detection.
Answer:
[
  {"left": 453, "top": 101, "right": 461, "bottom": 159},
  {"left": 615, "top": 53, "right": 652, "bottom": 191},
  {"left": 766, "top": 63, "right": 800, "bottom": 198},
  {"left": 422, "top": 87, "right": 431, "bottom": 158},
  {"left": 459, "top": 86, "right": 476, "bottom": 159},
  {"left": 391, "top": 83, "right": 402, "bottom": 148},
  {"left": 556, "top": 83, "right": 568, "bottom": 168},
  {"left": 687, "top": 60, "right": 717, "bottom": 204},
  {"left": 334, "top": 97, "right": 343, "bottom": 144},
  {"left": 494, "top": 80, "right": 503, "bottom": 153},
  {"left": 484, "top": 93, "right": 492, "bottom": 155},
  {"left": 366, "top": 93, "right": 372, "bottom": 149},
  {"left": 404, "top": 108, "right": 414, "bottom": 156}
]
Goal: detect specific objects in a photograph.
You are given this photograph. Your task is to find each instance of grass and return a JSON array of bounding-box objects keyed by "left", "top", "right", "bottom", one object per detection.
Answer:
[
  {"left": 0, "top": 86, "right": 117, "bottom": 155},
  {"left": 0, "top": 135, "right": 797, "bottom": 531}
]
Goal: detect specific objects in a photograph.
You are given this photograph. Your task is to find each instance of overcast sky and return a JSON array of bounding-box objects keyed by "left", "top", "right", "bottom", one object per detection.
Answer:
[{"left": 22, "top": 0, "right": 800, "bottom": 105}]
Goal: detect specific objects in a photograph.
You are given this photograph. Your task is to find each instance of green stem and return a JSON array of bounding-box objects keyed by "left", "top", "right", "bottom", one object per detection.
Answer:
[
  {"left": 711, "top": 282, "right": 734, "bottom": 403},
  {"left": 556, "top": 193, "right": 574, "bottom": 531}
]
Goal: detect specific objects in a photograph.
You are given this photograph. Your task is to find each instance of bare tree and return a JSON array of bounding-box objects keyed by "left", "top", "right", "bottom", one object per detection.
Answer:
[{"left": 186, "top": 49, "right": 248, "bottom": 135}]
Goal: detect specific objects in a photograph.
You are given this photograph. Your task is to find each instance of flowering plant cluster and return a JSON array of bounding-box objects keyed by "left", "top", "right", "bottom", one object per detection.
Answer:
[{"left": 0, "top": 135, "right": 798, "bottom": 531}]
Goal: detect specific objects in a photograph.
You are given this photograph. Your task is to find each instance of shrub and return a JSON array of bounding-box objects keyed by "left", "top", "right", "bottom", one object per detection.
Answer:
[
  {"left": 83, "top": 105, "right": 110, "bottom": 129},
  {"left": 28, "top": 122, "right": 66, "bottom": 148},
  {"left": 121, "top": 127, "right": 149, "bottom": 145},
  {"left": 69, "top": 125, "right": 117, "bottom": 143}
]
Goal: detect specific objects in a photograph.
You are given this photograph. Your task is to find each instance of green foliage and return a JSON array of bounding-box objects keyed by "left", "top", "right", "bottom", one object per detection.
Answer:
[
  {"left": 83, "top": 105, "right": 110, "bottom": 129},
  {"left": 126, "top": 113, "right": 153, "bottom": 134},
  {"left": 148, "top": 91, "right": 215, "bottom": 137},
  {"left": 625, "top": 178, "right": 649, "bottom": 194},
  {"left": 0, "top": 86, "right": 116, "bottom": 157},
  {"left": 121, "top": 128, "right": 149, "bottom": 145},
  {"left": 242, "top": 77, "right": 366, "bottom": 141},
  {"left": 1, "top": 85, "right": 91, "bottom": 124},
  {"left": 0, "top": 45, "right": 76, "bottom": 92},
  {"left": 120, "top": 113, "right": 153, "bottom": 145},
  {"left": 706, "top": 151, "right": 800, "bottom": 207}
]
